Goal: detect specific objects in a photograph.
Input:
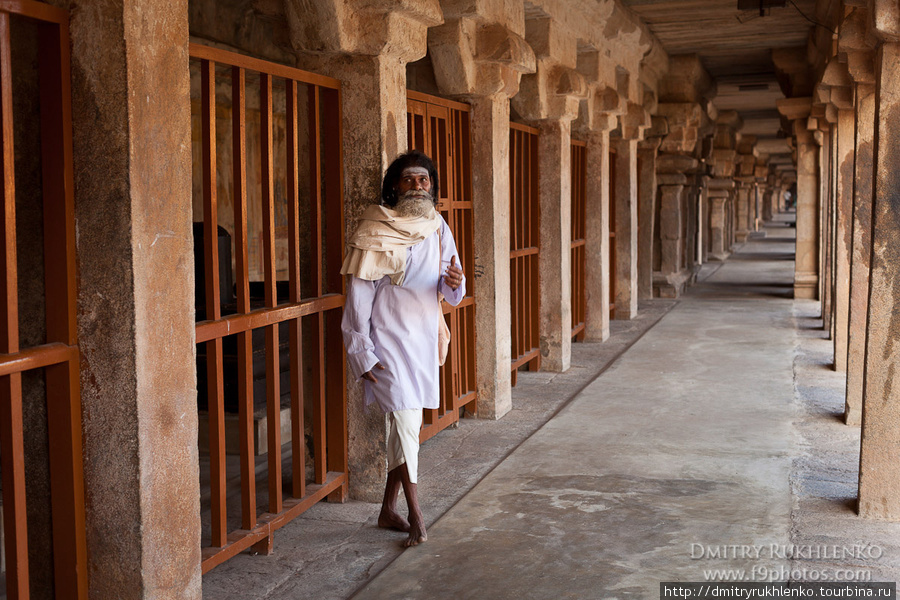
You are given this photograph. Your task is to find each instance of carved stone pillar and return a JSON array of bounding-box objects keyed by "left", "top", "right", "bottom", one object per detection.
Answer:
[
  {"left": 794, "top": 124, "right": 820, "bottom": 300},
  {"left": 858, "top": 41, "right": 900, "bottom": 519},
  {"left": 845, "top": 83, "right": 875, "bottom": 426}
]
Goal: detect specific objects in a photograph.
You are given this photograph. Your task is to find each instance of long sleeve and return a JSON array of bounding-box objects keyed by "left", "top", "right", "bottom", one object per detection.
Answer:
[
  {"left": 341, "top": 276, "right": 380, "bottom": 379},
  {"left": 438, "top": 219, "right": 466, "bottom": 306}
]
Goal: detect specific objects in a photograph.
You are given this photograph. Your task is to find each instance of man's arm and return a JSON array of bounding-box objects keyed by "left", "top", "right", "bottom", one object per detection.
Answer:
[
  {"left": 340, "top": 276, "right": 382, "bottom": 379},
  {"left": 438, "top": 220, "right": 466, "bottom": 305}
]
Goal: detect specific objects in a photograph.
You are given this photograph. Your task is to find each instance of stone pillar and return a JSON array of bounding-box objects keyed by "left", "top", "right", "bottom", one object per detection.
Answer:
[
  {"left": 296, "top": 5, "right": 438, "bottom": 496},
  {"left": 71, "top": 1, "right": 201, "bottom": 597},
  {"left": 300, "top": 55, "right": 408, "bottom": 501},
  {"left": 832, "top": 108, "right": 855, "bottom": 372},
  {"left": 584, "top": 129, "right": 611, "bottom": 341},
  {"left": 734, "top": 184, "right": 751, "bottom": 243},
  {"left": 426, "top": 15, "right": 535, "bottom": 417},
  {"left": 820, "top": 127, "right": 835, "bottom": 336},
  {"left": 707, "top": 179, "right": 734, "bottom": 261},
  {"left": 858, "top": 41, "right": 900, "bottom": 519},
  {"left": 845, "top": 84, "right": 875, "bottom": 426},
  {"left": 698, "top": 178, "right": 709, "bottom": 264},
  {"left": 613, "top": 136, "right": 639, "bottom": 318},
  {"left": 637, "top": 140, "right": 659, "bottom": 300},
  {"left": 537, "top": 119, "right": 573, "bottom": 372},
  {"left": 793, "top": 123, "right": 820, "bottom": 300},
  {"left": 655, "top": 153, "right": 698, "bottom": 297},
  {"left": 470, "top": 96, "right": 513, "bottom": 418}
]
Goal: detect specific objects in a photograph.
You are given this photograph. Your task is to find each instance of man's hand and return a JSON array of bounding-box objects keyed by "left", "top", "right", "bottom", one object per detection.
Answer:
[
  {"left": 362, "top": 362, "right": 385, "bottom": 383},
  {"left": 443, "top": 255, "right": 463, "bottom": 290}
]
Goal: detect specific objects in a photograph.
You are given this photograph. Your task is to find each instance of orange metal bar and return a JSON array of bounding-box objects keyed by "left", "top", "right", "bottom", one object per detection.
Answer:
[
  {"left": 0, "top": 11, "right": 29, "bottom": 598},
  {"left": 194, "top": 294, "right": 344, "bottom": 343},
  {"left": 189, "top": 43, "right": 340, "bottom": 90},
  {"left": 39, "top": 17, "right": 88, "bottom": 594},
  {"left": 0, "top": 0, "right": 66, "bottom": 23},
  {"left": 285, "top": 80, "right": 306, "bottom": 499},
  {"left": 260, "top": 72, "right": 282, "bottom": 516},
  {"left": 201, "top": 58, "right": 227, "bottom": 548},
  {"left": 231, "top": 65, "right": 257, "bottom": 531},
  {"left": 0, "top": 342, "right": 76, "bottom": 376}
]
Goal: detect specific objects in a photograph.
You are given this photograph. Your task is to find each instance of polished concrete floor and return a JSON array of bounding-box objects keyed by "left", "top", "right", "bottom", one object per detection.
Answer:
[{"left": 203, "top": 214, "right": 900, "bottom": 599}]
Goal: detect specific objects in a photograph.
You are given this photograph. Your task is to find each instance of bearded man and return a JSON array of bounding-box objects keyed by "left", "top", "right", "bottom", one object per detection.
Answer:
[{"left": 340, "top": 151, "right": 465, "bottom": 547}]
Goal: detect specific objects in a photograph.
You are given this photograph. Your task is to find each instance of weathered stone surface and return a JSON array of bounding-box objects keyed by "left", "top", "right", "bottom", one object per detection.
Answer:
[
  {"left": 637, "top": 141, "right": 658, "bottom": 301},
  {"left": 707, "top": 195, "right": 729, "bottom": 261},
  {"left": 793, "top": 123, "right": 819, "bottom": 300},
  {"left": 471, "top": 96, "right": 513, "bottom": 418},
  {"left": 656, "top": 102, "right": 703, "bottom": 154},
  {"left": 284, "top": 0, "right": 442, "bottom": 58},
  {"left": 845, "top": 86, "right": 875, "bottom": 427},
  {"left": 657, "top": 54, "right": 714, "bottom": 104},
  {"left": 859, "top": 42, "right": 900, "bottom": 520},
  {"left": 71, "top": 1, "right": 201, "bottom": 597},
  {"left": 832, "top": 109, "right": 854, "bottom": 373},
  {"left": 656, "top": 153, "right": 697, "bottom": 174},
  {"left": 428, "top": 19, "right": 536, "bottom": 98},
  {"left": 585, "top": 131, "right": 612, "bottom": 339},
  {"left": 613, "top": 137, "right": 639, "bottom": 318},
  {"left": 537, "top": 119, "right": 572, "bottom": 371}
]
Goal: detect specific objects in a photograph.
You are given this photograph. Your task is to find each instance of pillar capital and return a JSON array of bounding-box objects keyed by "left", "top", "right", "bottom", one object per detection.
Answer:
[
  {"left": 619, "top": 102, "right": 650, "bottom": 140},
  {"left": 429, "top": 19, "right": 536, "bottom": 99},
  {"left": 656, "top": 102, "right": 705, "bottom": 154},
  {"left": 285, "top": 0, "right": 442, "bottom": 61},
  {"left": 513, "top": 60, "right": 589, "bottom": 122}
]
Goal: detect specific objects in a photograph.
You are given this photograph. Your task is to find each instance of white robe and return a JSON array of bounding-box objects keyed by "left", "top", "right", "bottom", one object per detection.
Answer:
[{"left": 341, "top": 217, "right": 465, "bottom": 413}]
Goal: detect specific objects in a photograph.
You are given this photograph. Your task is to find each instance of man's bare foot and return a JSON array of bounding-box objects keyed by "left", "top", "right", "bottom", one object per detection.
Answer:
[
  {"left": 378, "top": 508, "right": 410, "bottom": 532},
  {"left": 403, "top": 521, "right": 427, "bottom": 547}
]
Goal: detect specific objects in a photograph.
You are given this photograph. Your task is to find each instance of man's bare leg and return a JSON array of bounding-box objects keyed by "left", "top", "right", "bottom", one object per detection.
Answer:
[
  {"left": 398, "top": 464, "right": 426, "bottom": 547},
  {"left": 378, "top": 466, "right": 410, "bottom": 532}
]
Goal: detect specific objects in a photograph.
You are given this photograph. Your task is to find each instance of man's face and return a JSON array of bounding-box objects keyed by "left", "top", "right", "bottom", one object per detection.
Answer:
[{"left": 395, "top": 167, "right": 432, "bottom": 196}]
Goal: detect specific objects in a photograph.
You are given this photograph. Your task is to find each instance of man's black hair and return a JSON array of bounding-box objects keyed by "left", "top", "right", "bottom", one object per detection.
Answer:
[{"left": 380, "top": 150, "right": 440, "bottom": 207}]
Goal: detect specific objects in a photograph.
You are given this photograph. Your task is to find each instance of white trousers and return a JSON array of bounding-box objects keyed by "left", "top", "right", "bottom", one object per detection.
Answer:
[{"left": 387, "top": 408, "right": 423, "bottom": 484}]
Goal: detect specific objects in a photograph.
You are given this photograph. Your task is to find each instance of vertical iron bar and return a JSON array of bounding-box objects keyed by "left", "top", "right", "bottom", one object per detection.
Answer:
[
  {"left": 38, "top": 17, "right": 88, "bottom": 598},
  {"left": 286, "top": 79, "right": 305, "bottom": 499},
  {"left": 0, "top": 12, "right": 28, "bottom": 599},
  {"left": 260, "top": 72, "right": 282, "bottom": 515},
  {"left": 201, "top": 58, "right": 227, "bottom": 547},
  {"left": 231, "top": 65, "right": 256, "bottom": 530}
]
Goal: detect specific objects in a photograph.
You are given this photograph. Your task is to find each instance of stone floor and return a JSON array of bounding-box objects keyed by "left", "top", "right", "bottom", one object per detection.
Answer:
[{"left": 203, "top": 212, "right": 900, "bottom": 599}]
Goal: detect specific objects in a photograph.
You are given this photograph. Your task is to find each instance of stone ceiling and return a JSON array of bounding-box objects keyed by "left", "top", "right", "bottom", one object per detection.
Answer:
[{"left": 621, "top": 0, "right": 818, "bottom": 145}]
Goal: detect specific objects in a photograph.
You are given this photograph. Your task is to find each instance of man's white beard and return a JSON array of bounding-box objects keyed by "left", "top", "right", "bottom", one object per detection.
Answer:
[{"left": 395, "top": 190, "right": 435, "bottom": 218}]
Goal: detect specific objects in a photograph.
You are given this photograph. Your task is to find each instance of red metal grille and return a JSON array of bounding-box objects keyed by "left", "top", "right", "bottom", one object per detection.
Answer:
[
  {"left": 509, "top": 123, "right": 540, "bottom": 386},
  {"left": 406, "top": 91, "right": 476, "bottom": 442},
  {"left": 571, "top": 140, "right": 587, "bottom": 341},
  {"left": 190, "top": 44, "right": 347, "bottom": 574},
  {"left": 0, "top": 2, "right": 87, "bottom": 598}
]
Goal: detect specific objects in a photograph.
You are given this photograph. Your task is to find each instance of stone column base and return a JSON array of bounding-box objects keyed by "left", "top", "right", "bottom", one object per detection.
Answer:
[
  {"left": 708, "top": 252, "right": 730, "bottom": 262},
  {"left": 735, "top": 230, "right": 750, "bottom": 243},
  {"left": 794, "top": 272, "right": 819, "bottom": 300}
]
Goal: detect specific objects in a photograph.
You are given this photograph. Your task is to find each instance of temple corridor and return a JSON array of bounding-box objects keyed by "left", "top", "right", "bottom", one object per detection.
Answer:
[{"left": 199, "top": 212, "right": 900, "bottom": 599}]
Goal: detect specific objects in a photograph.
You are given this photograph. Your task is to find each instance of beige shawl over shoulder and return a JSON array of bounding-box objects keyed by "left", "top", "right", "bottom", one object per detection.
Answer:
[{"left": 340, "top": 204, "right": 442, "bottom": 285}]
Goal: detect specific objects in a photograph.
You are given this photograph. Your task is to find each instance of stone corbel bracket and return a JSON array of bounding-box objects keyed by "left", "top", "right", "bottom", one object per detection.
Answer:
[
  {"left": 284, "top": 0, "right": 443, "bottom": 61},
  {"left": 620, "top": 102, "right": 651, "bottom": 140},
  {"left": 656, "top": 102, "right": 704, "bottom": 155},
  {"left": 428, "top": 19, "right": 537, "bottom": 98}
]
